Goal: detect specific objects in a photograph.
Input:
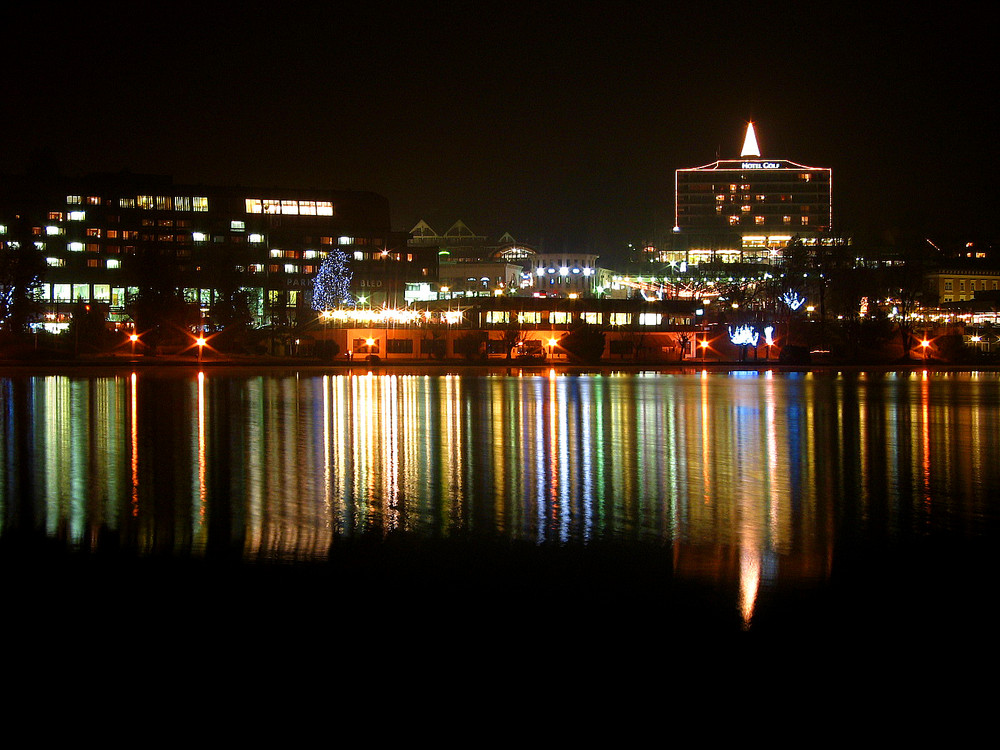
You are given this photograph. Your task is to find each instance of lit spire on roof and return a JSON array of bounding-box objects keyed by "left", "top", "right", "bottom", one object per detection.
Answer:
[{"left": 741, "top": 121, "right": 761, "bottom": 157}]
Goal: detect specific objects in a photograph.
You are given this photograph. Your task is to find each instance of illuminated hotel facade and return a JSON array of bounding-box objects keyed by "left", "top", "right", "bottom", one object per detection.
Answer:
[
  {"left": 669, "top": 123, "right": 835, "bottom": 264},
  {"left": 0, "top": 171, "right": 431, "bottom": 330}
]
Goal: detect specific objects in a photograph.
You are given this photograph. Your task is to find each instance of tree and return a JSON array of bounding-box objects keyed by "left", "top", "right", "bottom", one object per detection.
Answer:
[
  {"left": 558, "top": 324, "right": 606, "bottom": 364},
  {"left": 311, "top": 248, "right": 353, "bottom": 310},
  {"left": 124, "top": 246, "right": 194, "bottom": 351},
  {"left": 500, "top": 319, "right": 528, "bottom": 360},
  {"left": 0, "top": 219, "right": 46, "bottom": 340}
]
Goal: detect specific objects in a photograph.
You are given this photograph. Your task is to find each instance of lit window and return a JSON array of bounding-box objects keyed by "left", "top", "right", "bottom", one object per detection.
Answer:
[
  {"left": 46, "top": 257, "right": 64, "bottom": 267},
  {"left": 156, "top": 196, "right": 172, "bottom": 210},
  {"left": 609, "top": 313, "right": 629, "bottom": 325},
  {"left": 339, "top": 236, "right": 354, "bottom": 245},
  {"left": 270, "top": 249, "right": 283, "bottom": 258},
  {"left": 175, "top": 197, "right": 191, "bottom": 211},
  {"left": 107, "top": 259, "right": 121, "bottom": 269},
  {"left": 249, "top": 234, "right": 264, "bottom": 243},
  {"left": 193, "top": 232, "right": 208, "bottom": 242},
  {"left": 87, "top": 258, "right": 100, "bottom": 268},
  {"left": 783, "top": 216, "right": 791, "bottom": 224},
  {"left": 284, "top": 264, "right": 296, "bottom": 274},
  {"left": 317, "top": 202, "right": 334, "bottom": 216},
  {"left": 581, "top": 312, "right": 599, "bottom": 324},
  {"left": 741, "top": 205, "right": 751, "bottom": 213},
  {"left": 231, "top": 220, "right": 245, "bottom": 231},
  {"left": 801, "top": 217, "right": 809, "bottom": 225},
  {"left": 303, "top": 250, "right": 317, "bottom": 259},
  {"left": 48, "top": 212, "right": 64, "bottom": 221},
  {"left": 45, "top": 226, "right": 63, "bottom": 236},
  {"left": 755, "top": 216, "right": 764, "bottom": 225},
  {"left": 66, "top": 195, "right": 82, "bottom": 205},
  {"left": 68, "top": 211, "right": 86, "bottom": 221},
  {"left": 281, "top": 201, "right": 298, "bottom": 215},
  {"left": 119, "top": 198, "right": 136, "bottom": 208},
  {"left": 639, "top": 313, "right": 661, "bottom": 326},
  {"left": 137, "top": 196, "right": 155, "bottom": 209},
  {"left": 192, "top": 197, "right": 209, "bottom": 212},
  {"left": 299, "top": 201, "right": 316, "bottom": 215},
  {"left": 549, "top": 311, "right": 571, "bottom": 325},
  {"left": 729, "top": 216, "right": 740, "bottom": 225},
  {"left": 68, "top": 242, "right": 84, "bottom": 252}
]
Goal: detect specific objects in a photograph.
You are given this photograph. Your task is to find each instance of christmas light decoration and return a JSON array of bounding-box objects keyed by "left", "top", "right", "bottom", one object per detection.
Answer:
[
  {"left": 782, "top": 290, "right": 806, "bottom": 310},
  {"left": 311, "top": 248, "right": 353, "bottom": 310},
  {"left": 729, "top": 324, "right": 759, "bottom": 347},
  {"left": 764, "top": 326, "right": 775, "bottom": 346}
]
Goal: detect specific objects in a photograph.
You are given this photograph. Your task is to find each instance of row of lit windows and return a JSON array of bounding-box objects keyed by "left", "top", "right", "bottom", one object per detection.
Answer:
[
  {"left": 245, "top": 199, "right": 335, "bottom": 216},
  {"left": 728, "top": 215, "right": 811, "bottom": 225},
  {"left": 66, "top": 196, "right": 209, "bottom": 211},
  {"left": 716, "top": 194, "right": 806, "bottom": 202},
  {"left": 35, "top": 283, "right": 128, "bottom": 304},
  {"left": 483, "top": 311, "right": 673, "bottom": 326},
  {"left": 943, "top": 280, "right": 1000, "bottom": 292}
]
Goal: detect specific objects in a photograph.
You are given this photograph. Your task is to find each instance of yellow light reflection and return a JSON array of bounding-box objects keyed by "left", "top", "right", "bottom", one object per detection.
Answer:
[{"left": 130, "top": 371, "right": 138, "bottom": 516}]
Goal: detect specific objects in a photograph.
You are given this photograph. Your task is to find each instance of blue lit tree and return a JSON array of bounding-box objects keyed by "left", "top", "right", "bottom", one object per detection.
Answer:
[{"left": 311, "top": 248, "right": 353, "bottom": 310}]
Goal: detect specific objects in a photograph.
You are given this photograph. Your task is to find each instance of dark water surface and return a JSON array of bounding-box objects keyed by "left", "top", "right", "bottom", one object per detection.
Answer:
[{"left": 3, "top": 365, "right": 998, "bottom": 636}]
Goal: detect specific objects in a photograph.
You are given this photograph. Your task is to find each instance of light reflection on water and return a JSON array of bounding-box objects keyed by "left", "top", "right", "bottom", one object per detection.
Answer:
[{"left": 3, "top": 366, "right": 1000, "bottom": 625}]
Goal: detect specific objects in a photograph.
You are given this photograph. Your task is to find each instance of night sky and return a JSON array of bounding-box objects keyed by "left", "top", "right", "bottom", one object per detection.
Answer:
[{"left": 4, "top": 3, "right": 994, "bottom": 261}]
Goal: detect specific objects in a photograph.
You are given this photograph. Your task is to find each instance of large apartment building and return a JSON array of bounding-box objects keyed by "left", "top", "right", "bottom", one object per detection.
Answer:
[{"left": 0, "top": 170, "right": 434, "bottom": 330}]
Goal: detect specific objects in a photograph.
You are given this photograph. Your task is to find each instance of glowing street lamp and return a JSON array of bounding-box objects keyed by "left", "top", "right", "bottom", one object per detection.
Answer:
[
  {"left": 547, "top": 337, "right": 558, "bottom": 361},
  {"left": 196, "top": 335, "right": 207, "bottom": 361},
  {"left": 921, "top": 338, "right": 930, "bottom": 360},
  {"left": 699, "top": 336, "right": 710, "bottom": 360},
  {"left": 129, "top": 332, "right": 139, "bottom": 357}
]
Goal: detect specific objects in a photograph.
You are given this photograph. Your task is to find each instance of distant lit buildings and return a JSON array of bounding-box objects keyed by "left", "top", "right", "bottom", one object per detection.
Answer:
[
  {"left": 0, "top": 171, "right": 433, "bottom": 330},
  {"left": 406, "top": 219, "right": 612, "bottom": 299},
  {"left": 670, "top": 122, "right": 836, "bottom": 264},
  {"left": 925, "top": 267, "right": 1000, "bottom": 304}
]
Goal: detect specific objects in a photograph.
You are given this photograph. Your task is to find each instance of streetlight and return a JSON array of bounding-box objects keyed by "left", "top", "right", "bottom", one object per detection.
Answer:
[
  {"left": 547, "top": 337, "right": 558, "bottom": 362},
  {"left": 700, "top": 336, "right": 709, "bottom": 361},
  {"left": 921, "top": 338, "right": 930, "bottom": 361},
  {"left": 196, "top": 335, "right": 206, "bottom": 361},
  {"left": 129, "top": 332, "right": 139, "bottom": 357}
]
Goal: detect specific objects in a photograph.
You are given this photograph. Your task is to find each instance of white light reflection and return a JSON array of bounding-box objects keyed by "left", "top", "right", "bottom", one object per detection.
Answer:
[{"left": 739, "top": 545, "right": 761, "bottom": 630}]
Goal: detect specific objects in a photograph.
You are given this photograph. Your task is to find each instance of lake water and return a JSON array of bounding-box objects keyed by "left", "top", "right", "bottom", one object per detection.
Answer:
[{"left": 2, "top": 365, "right": 998, "bottom": 636}]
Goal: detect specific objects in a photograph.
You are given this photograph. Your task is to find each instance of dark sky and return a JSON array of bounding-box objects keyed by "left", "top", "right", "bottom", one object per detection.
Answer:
[{"left": 4, "top": 2, "right": 994, "bottom": 260}]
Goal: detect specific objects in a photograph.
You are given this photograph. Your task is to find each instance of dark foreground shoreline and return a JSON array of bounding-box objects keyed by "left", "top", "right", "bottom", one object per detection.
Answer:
[{"left": 3, "top": 529, "right": 993, "bottom": 641}]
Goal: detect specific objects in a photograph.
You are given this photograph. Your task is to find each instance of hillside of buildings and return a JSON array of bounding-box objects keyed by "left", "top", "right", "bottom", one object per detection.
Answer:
[{"left": 3, "top": 126, "right": 999, "bottom": 368}]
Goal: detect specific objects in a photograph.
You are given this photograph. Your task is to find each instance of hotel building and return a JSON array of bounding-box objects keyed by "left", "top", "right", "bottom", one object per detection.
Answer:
[{"left": 670, "top": 122, "right": 834, "bottom": 264}]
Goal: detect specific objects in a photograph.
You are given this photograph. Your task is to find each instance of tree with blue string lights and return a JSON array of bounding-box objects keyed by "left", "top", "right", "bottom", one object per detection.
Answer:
[{"left": 311, "top": 248, "right": 353, "bottom": 310}]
